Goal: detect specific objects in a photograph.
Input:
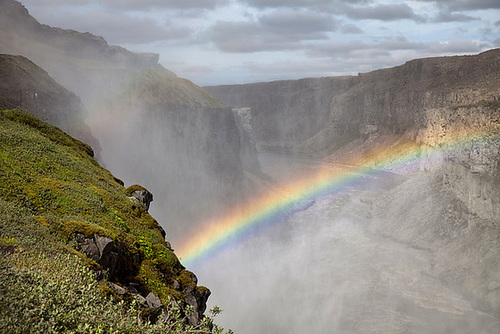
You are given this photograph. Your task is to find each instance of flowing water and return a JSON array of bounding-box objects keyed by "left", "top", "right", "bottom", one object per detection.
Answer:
[{"left": 192, "top": 152, "right": 499, "bottom": 333}]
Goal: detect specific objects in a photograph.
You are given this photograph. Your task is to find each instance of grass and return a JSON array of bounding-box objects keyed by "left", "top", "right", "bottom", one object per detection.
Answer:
[{"left": 0, "top": 109, "right": 225, "bottom": 333}]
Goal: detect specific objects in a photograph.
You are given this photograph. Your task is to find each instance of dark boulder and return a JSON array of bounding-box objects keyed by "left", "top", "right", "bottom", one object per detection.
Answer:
[
  {"left": 185, "top": 287, "right": 211, "bottom": 326},
  {"left": 126, "top": 185, "right": 153, "bottom": 211},
  {"left": 76, "top": 233, "right": 126, "bottom": 281}
]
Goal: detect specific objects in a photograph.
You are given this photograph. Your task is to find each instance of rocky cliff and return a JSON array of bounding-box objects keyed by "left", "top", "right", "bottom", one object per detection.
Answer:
[
  {"left": 206, "top": 50, "right": 500, "bottom": 219},
  {"left": 206, "top": 49, "right": 500, "bottom": 155},
  {"left": 206, "top": 76, "right": 355, "bottom": 153}
]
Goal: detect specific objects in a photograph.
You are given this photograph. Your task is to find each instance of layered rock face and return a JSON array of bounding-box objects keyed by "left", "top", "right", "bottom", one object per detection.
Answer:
[
  {"left": 206, "top": 76, "right": 355, "bottom": 153},
  {"left": 206, "top": 50, "right": 500, "bottom": 154}
]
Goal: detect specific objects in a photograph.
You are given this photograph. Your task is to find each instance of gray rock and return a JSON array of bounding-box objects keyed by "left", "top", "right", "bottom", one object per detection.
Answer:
[
  {"left": 131, "top": 189, "right": 153, "bottom": 211},
  {"left": 108, "top": 282, "right": 126, "bottom": 295},
  {"left": 185, "top": 287, "right": 211, "bottom": 326},
  {"left": 76, "top": 233, "right": 100, "bottom": 262},
  {"left": 94, "top": 234, "right": 114, "bottom": 258},
  {"left": 145, "top": 292, "right": 162, "bottom": 308}
]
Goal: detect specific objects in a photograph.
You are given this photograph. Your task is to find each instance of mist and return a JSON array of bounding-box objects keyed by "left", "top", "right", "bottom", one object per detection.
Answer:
[
  {"left": 190, "top": 152, "right": 499, "bottom": 333},
  {"left": 2, "top": 2, "right": 499, "bottom": 332}
]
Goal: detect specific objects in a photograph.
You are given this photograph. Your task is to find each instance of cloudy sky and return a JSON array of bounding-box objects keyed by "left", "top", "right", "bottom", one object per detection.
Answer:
[{"left": 21, "top": 0, "right": 500, "bottom": 86}]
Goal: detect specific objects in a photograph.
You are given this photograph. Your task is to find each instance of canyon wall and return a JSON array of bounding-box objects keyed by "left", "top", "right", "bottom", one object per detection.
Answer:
[
  {"left": 207, "top": 50, "right": 500, "bottom": 318},
  {"left": 206, "top": 50, "right": 500, "bottom": 153},
  {"left": 206, "top": 50, "right": 500, "bottom": 220}
]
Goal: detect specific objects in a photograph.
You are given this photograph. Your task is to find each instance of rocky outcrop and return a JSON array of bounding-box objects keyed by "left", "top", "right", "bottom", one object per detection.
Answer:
[
  {"left": 126, "top": 185, "right": 154, "bottom": 212},
  {"left": 76, "top": 229, "right": 211, "bottom": 325}
]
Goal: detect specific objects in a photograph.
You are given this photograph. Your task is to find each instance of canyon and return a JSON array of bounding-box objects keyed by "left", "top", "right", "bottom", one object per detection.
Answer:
[{"left": 1, "top": 0, "right": 499, "bottom": 332}]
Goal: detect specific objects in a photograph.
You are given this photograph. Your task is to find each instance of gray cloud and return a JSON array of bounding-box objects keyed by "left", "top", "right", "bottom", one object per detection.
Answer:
[
  {"left": 104, "top": 0, "right": 229, "bottom": 10},
  {"left": 340, "top": 3, "right": 426, "bottom": 22},
  {"left": 242, "top": 0, "right": 372, "bottom": 9},
  {"left": 241, "top": 0, "right": 336, "bottom": 9},
  {"left": 207, "top": 21, "right": 298, "bottom": 53},
  {"left": 18, "top": 0, "right": 499, "bottom": 86},
  {"left": 431, "top": 11, "right": 478, "bottom": 23},
  {"left": 19, "top": 1, "right": 196, "bottom": 45},
  {"left": 207, "top": 10, "right": 339, "bottom": 53},
  {"left": 426, "top": 39, "right": 490, "bottom": 53},
  {"left": 378, "top": 36, "right": 427, "bottom": 50},
  {"left": 259, "top": 9, "right": 338, "bottom": 34},
  {"left": 36, "top": 9, "right": 191, "bottom": 45},
  {"left": 418, "top": 0, "right": 500, "bottom": 11},
  {"left": 341, "top": 24, "right": 364, "bottom": 34}
]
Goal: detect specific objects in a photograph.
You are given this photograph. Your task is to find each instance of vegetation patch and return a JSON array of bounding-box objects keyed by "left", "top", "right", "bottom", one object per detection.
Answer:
[{"left": 0, "top": 109, "right": 226, "bottom": 333}]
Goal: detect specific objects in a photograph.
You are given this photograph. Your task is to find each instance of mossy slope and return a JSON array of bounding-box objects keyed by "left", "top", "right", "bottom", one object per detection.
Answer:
[{"left": 0, "top": 109, "right": 210, "bottom": 331}]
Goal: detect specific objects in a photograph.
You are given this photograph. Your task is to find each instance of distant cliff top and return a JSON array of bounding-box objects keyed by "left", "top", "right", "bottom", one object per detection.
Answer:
[
  {"left": 0, "top": 0, "right": 158, "bottom": 69},
  {"left": 205, "top": 49, "right": 500, "bottom": 150},
  {"left": 0, "top": 0, "right": 160, "bottom": 101}
]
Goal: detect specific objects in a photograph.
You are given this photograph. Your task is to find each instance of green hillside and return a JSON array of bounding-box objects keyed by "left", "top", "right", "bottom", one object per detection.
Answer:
[{"left": 0, "top": 109, "right": 223, "bottom": 333}]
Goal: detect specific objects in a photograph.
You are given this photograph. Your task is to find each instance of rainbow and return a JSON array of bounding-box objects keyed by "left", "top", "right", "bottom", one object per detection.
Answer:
[{"left": 177, "top": 132, "right": 498, "bottom": 268}]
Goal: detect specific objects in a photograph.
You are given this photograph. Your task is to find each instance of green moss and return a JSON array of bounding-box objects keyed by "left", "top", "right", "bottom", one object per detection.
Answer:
[
  {"left": 196, "top": 286, "right": 210, "bottom": 294},
  {"left": 2, "top": 109, "right": 95, "bottom": 158},
  {"left": 0, "top": 108, "right": 183, "bottom": 309},
  {"left": 177, "top": 270, "right": 197, "bottom": 290}
]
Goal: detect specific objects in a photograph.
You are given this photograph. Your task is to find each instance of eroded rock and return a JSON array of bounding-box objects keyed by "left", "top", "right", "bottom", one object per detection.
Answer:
[
  {"left": 145, "top": 292, "right": 162, "bottom": 308},
  {"left": 185, "top": 287, "right": 211, "bottom": 326},
  {"left": 126, "top": 185, "right": 153, "bottom": 211}
]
